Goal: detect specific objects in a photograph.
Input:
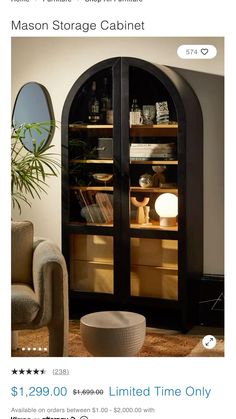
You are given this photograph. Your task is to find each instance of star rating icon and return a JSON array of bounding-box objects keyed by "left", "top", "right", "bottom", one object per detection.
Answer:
[{"left": 11, "top": 368, "right": 46, "bottom": 375}]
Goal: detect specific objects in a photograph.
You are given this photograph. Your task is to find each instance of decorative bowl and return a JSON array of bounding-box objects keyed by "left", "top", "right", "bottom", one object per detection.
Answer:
[{"left": 92, "top": 173, "right": 113, "bottom": 183}]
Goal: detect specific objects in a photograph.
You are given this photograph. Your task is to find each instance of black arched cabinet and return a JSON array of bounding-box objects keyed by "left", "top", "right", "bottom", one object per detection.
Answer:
[{"left": 62, "top": 57, "right": 203, "bottom": 331}]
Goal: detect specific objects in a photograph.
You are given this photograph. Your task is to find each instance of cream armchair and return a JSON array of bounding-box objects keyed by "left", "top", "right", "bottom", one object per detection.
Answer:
[{"left": 11, "top": 221, "right": 69, "bottom": 356}]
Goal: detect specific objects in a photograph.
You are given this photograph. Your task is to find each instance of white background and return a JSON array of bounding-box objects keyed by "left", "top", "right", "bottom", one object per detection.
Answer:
[{"left": 1, "top": 1, "right": 235, "bottom": 417}]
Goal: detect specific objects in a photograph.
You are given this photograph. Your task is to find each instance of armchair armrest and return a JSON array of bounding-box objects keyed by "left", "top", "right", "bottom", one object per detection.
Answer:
[{"left": 32, "top": 239, "right": 69, "bottom": 356}]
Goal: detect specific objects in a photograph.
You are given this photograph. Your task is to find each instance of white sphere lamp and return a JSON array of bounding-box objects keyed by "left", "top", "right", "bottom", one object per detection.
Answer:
[{"left": 155, "top": 193, "right": 178, "bottom": 227}]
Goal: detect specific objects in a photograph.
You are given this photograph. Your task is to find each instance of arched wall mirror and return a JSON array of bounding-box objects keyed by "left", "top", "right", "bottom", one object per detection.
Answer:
[{"left": 12, "top": 82, "right": 55, "bottom": 152}]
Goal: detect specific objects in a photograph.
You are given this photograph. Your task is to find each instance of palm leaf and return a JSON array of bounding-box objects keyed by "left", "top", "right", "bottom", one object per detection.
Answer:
[{"left": 11, "top": 121, "right": 60, "bottom": 212}]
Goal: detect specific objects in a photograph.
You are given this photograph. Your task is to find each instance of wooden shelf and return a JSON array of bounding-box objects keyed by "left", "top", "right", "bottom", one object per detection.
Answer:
[
  {"left": 69, "top": 124, "right": 113, "bottom": 130},
  {"left": 130, "top": 124, "right": 178, "bottom": 137},
  {"left": 83, "top": 260, "right": 113, "bottom": 266},
  {"left": 130, "top": 187, "right": 177, "bottom": 193},
  {"left": 70, "top": 186, "right": 113, "bottom": 191},
  {"left": 130, "top": 160, "right": 178, "bottom": 165},
  {"left": 130, "top": 221, "right": 178, "bottom": 231},
  {"left": 69, "top": 221, "right": 177, "bottom": 231},
  {"left": 69, "top": 123, "right": 178, "bottom": 137},
  {"left": 70, "top": 159, "right": 177, "bottom": 165},
  {"left": 69, "top": 221, "right": 113, "bottom": 227},
  {"left": 132, "top": 263, "right": 178, "bottom": 271},
  {"left": 70, "top": 159, "right": 113, "bottom": 164},
  {"left": 71, "top": 186, "right": 177, "bottom": 193}
]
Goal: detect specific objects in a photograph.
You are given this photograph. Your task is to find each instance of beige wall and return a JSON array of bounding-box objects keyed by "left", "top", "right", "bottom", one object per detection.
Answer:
[{"left": 11, "top": 37, "right": 224, "bottom": 275}]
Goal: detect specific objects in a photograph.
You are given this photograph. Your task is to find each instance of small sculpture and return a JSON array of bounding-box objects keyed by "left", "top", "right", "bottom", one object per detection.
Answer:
[
  {"left": 152, "top": 165, "right": 166, "bottom": 187},
  {"left": 144, "top": 206, "right": 150, "bottom": 224},
  {"left": 131, "top": 197, "right": 150, "bottom": 224}
]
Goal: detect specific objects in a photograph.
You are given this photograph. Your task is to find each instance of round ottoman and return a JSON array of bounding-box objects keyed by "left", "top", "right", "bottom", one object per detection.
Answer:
[{"left": 80, "top": 311, "right": 146, "bottom": 357}]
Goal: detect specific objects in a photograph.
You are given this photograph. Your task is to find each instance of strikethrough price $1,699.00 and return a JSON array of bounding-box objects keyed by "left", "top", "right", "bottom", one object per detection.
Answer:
[{"left": 11, "top": 386, "right": 67, "bottom": 397}]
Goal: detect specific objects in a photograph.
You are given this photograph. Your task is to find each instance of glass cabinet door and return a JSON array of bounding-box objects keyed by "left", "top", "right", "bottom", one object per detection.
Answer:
[
  {"left": 128, "top": 65, "right": 179, "bottom": 300},
  {"left": 130, "top": 238, "right": 178, "bottom": 300},
  {"left": 70, "top": 234, "right": 114, "bottom": 294},
  {"left": 68, "top": 67, "right": 114, "bottom": 227},
  {"left": 67, "top": 67, "right": 114, "bottom": 294}
]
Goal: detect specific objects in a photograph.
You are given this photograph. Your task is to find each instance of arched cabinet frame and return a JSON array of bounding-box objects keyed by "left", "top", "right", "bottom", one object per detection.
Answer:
[{"left": 62, "top": 57, "right": 203, "bottom": 331}]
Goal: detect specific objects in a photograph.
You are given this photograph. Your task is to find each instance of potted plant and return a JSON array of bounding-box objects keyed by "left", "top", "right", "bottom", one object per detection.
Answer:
[{"left": 11, "top": 121, "right": 60, "bottom": 213}]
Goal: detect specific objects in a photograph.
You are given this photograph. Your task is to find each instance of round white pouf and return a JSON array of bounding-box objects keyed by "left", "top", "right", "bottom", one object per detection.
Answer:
[{"left": 80, "top": 311, "right": 146, "bottom": 357}]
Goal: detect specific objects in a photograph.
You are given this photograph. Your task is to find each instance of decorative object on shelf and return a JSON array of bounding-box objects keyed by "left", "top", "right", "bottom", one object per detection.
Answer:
[
  {"left": 106, "top": 109, "right": 113, "bottom": 124},
  {"left": 130, "top": 110, "right": 143, "bottom": 126},
  {"left": 131, "top": 196, "right": 150, "bottom": 224},
  {"left": 131, "top": 98, "right": 139, "bottom": 111},
  {"left": 142, "top": 105, "right": 156, "bottom": 125},
  {"left": 130, "top": 98, "right": 143, "bottom": 126},
  {"left": 139, "top": 173, "right": 153, "bottom": 188},
  {"left": 144, "top": 206, "right": 151, "bottom": 224},
  {"left": 88, "top": 80, "right": 100, "bottom": 124},
  {"left": 100, "top": 77, "right": 112, "bottom": 123},
  {"left": 152, "top": 165, "right": 167, "bottom": 187},
  {"left": 155, "top": 193, "right": 178, "bottom": 227},
  {"left": 93, "top": 137, "right": 113, "bottom": 159},
  {"left": 92, "top": 173, "right": 113, "bottom": 186},
  {"left": 156, "top": 101, "right": 169, "bottom": 124}
]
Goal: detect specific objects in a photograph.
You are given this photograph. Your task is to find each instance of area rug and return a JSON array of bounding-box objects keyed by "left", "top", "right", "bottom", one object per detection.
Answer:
[
  {"left": 187, "top": 340, "right": 224, "bottom": 357},
  {"left": 12, "top": 321, "right": 224, "bottom": 357}
]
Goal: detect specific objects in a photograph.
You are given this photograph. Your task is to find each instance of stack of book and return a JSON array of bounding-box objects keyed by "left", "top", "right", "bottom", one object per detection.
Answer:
[
  {"left": 130, "top": 143, "right": 176, "bottom": 160},
  {"left": 75, "top": 190, "right": 113, "bottom": 224}
]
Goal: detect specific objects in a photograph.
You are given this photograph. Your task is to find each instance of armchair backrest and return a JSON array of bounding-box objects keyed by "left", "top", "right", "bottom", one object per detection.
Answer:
[{"left": 11, "top": 221, "right": 33, "bottom": 285}]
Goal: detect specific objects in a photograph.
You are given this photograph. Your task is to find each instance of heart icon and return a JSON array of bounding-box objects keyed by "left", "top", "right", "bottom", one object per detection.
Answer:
[{"left": 201, "top": 48, "right": 209, "bottom": 56}]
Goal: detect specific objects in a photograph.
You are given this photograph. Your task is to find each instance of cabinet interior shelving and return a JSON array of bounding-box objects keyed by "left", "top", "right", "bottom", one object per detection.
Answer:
[{"left": 62, "top": 57, "right": 203, "bottom": 330}]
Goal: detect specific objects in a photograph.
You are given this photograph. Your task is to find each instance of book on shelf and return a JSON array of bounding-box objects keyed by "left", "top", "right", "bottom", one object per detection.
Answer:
[
  {"left": 78, "top": 190, "right": 95, "bottom": 223},
  {"left": 95, "top": 192, "right": 113, "bottom": 223},
  {"left": 75, "top": 190, "right": 106, "bottom": 223},
  {"left": 86, "top": 190, "right": 106, "bottom": 223},
  {"left": 130, "top": 156, "right": 176, "bottom": 160},
  {"left": 74, "top": 189, "right": 114, "bottom": 224},
  {"left": 130, "top": 143, "right": 176, "bottom": 159}
]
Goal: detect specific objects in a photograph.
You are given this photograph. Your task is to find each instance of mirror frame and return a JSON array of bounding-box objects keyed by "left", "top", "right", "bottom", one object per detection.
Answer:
[{"left": 12, "top": 81, "right": 55, "bottom": 152}]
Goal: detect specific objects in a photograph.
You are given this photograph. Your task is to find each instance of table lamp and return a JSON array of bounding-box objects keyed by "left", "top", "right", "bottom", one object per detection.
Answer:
[{"left": 155, "top": 193, "right": 178, "bottom": 227}]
